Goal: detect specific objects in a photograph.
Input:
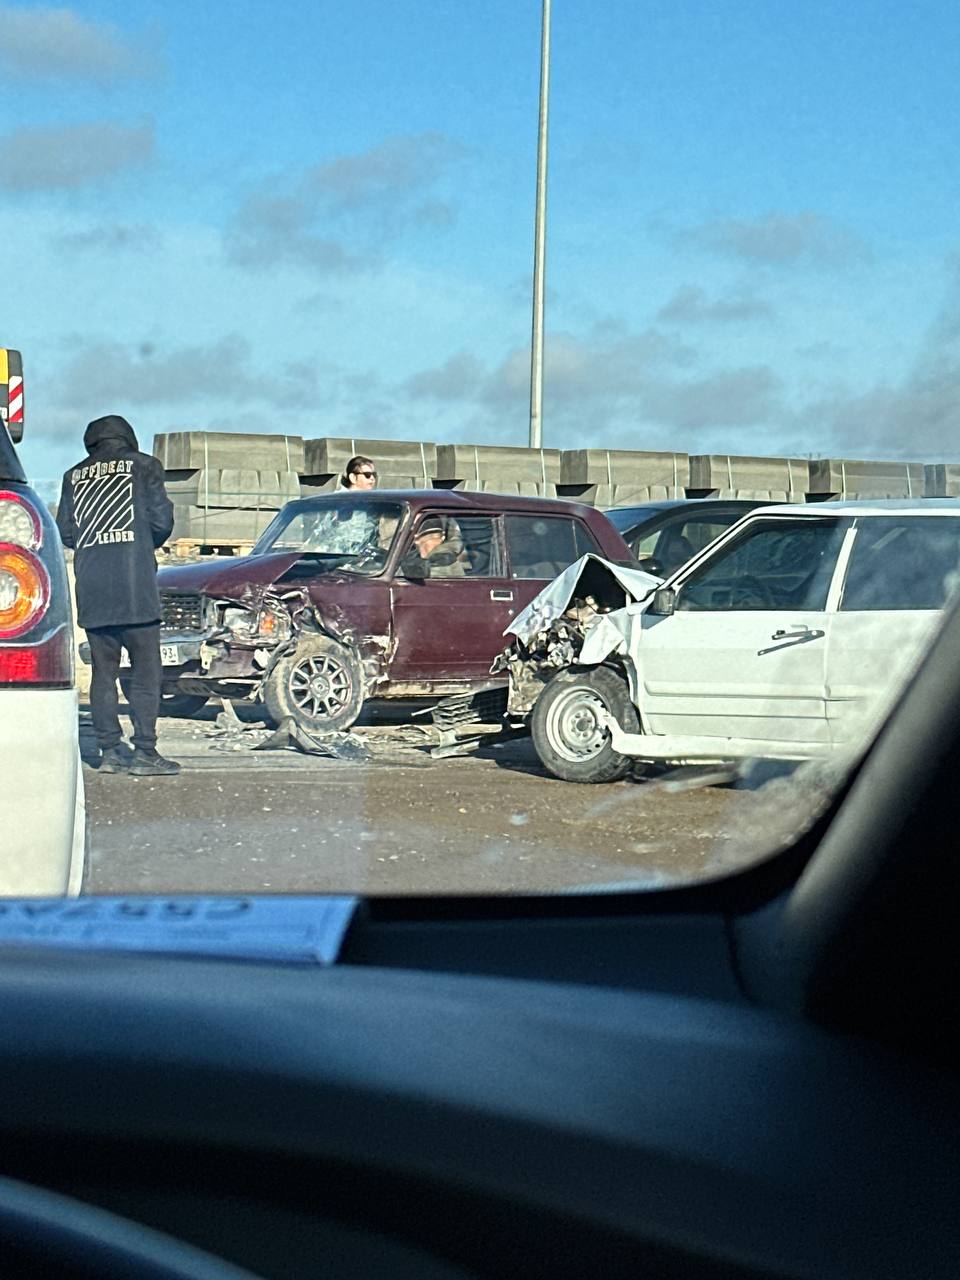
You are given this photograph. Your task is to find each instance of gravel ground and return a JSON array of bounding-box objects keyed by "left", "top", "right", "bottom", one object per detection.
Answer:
[{"left": 82, "top": 700, "right": 835, "bottom": 897}]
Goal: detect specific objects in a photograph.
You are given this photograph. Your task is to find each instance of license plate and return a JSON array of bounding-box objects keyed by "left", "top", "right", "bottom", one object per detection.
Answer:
[{"left": 119, "top": 643, "right": 181, "bottom": 668}]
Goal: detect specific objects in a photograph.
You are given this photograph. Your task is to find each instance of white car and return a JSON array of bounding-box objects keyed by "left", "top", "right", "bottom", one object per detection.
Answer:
[
  {"left": 0, "top": 418, "right": 85, "bottom": 893},
  {"left": 528, "top": 502, "right": 960, "bottom": 782}
]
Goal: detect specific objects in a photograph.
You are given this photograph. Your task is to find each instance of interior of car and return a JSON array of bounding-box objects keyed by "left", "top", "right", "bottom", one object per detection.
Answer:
[{"left": 2, "top": 566, "right": 959, "bottom": 1277}]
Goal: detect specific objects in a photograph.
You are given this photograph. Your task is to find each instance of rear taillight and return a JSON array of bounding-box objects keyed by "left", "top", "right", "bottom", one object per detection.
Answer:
[
  {"left": 0, "top": 542, "right": 50, "bottom": 638},
  {"left": 0, "top": 489, "right": 71, "bottom": 687},
  {"left": 0, "top": 489, "right": 42, "bottom": 549},
  {"left": 0, "top": 628, "right": 72, "bottom": 683}
]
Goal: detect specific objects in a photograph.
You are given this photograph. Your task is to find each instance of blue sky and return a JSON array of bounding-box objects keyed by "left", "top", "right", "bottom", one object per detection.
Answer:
[{"left": 2, "top": 0, "right": 960, "bottom": 489}]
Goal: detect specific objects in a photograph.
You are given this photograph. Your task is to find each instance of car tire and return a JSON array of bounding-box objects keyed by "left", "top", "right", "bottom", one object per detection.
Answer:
[
  {"left": 120, "top": 678, "right": 209, "bottom": 719},
  {"left": 531, "top": 665, "right": 640, "bottom": 783},
  {"left": 263, "top": 634, "right": 365, "bottom": 735}
]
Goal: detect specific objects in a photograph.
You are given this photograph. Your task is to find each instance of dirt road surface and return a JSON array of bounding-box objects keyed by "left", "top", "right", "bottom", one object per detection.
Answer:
[{"left": 82, "top": 702, "right": 831, "bottom": 897}]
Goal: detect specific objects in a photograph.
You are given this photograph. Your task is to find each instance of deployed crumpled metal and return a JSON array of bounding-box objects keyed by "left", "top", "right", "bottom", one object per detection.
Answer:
[
  {"left": 252, "top": 718, "right": 373, "bottom": 761},
  {"left": 493, "top": 555, "right": 661, "bottom": 716},
  {"left": 505, "top": 555, "right": 660, "bottom": 645}
]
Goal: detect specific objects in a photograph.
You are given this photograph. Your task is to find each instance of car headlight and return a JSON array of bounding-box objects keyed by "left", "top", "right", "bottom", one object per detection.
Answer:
[
  {"left": 222, "top": 607, "right": 258, "bottom": 636},
  {"left": 221, "top": 606, "right": 290, "bottom": 642}
]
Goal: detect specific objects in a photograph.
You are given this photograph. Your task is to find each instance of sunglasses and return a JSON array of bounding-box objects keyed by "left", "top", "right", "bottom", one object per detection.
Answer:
[{"left": 353, "top": 470, "right": 377, "bottom": 478}]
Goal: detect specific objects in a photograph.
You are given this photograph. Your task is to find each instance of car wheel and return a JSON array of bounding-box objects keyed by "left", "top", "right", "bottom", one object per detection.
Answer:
[
  {"left": 120, "top": 678, "right": 210, "bottom": 718},
  {"left": 263, "top": 634, "right": 364, "bottom": 734},
  {"left": 531, "top": 665, "right": 640, "bottom": 783}
]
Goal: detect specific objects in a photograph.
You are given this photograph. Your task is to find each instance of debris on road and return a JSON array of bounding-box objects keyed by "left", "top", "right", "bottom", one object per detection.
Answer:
[{"left": 253, "top": 717, "right": 373, "bottom": 762}]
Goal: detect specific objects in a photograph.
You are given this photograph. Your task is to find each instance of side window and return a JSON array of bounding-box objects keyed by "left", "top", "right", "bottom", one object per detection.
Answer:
[
  {"left": 677, "top": 520, "right": 844, "bottom": 612},
  {"left": 841, "top": 518, "right": 960, "bottom": 611},
  {"left": 399, "top": 514, "right": 502, "bottom": 579},
  {"left": 454, "top": 515, "right": 503, "bottom": 577},
  {"left": 505, "top": 515, "right": 590, "bottom": 579},
  {"left": 574, "top": 520, "right": 602, "bottom": 559},
  {"left": 650, "top": 517, "right": 732, "bottom": 575}
]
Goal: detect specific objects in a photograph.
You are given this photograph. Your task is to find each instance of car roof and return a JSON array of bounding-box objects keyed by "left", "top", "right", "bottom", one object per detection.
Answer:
[
  {"left": 603, "top": 498, "right": 763, "bottom": 515},
  {"left": 287, "top": 488, "right": 603, "bottom": 518},
  {"left": 751, "top": 499, "right": 960, "bottom": 518}
]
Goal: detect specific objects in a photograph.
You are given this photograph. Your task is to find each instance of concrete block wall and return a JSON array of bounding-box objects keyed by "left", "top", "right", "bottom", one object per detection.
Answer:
[
  {"left": 151, "top": 432, "right": 955, "bottom": 549},
  {"left": 808, "top": 458, "right": 925, "bottom": 500},
  {"left": 688, "top": 455, "right": 809, "bottom": 502}
]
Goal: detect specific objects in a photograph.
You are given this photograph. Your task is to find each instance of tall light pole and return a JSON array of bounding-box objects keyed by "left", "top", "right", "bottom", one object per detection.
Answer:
[{"left": 528, "top": 0, "right": 551, "bottom": 449}]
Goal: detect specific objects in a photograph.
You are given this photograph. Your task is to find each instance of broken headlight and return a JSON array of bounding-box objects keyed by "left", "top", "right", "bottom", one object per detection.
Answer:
[{"left": 221, "top": 606, "right": 291, "bottom": 643}]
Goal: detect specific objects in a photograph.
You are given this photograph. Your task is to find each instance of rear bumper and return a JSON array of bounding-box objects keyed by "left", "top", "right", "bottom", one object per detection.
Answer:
[{"left": 0, "top": 687, "right": 85, "bottom": 895}]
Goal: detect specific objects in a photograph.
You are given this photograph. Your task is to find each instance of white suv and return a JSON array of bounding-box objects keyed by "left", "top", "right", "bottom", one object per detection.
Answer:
[
  {"left": 530, "top": 502, "right": 960, "bottom": 782},
  {"left": 0, "top": 415, "right": 85, "bottom": 893}
]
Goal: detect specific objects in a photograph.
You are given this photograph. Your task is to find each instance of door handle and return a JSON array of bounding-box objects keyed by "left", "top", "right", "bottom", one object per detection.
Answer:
[
  {"left": 771, "top": 626, "right": 812, "bottom": 639},
  {"left": 490, "top": 589, "right": 514, "bottom": 601},
  {"left": 758, "top": 626, "right": 825, "bottom": 655}
]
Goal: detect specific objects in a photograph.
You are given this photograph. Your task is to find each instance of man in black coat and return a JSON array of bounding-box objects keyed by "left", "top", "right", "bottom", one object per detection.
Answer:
[{"left": 57, "top": 415, "right": 180, "bottom": 776}]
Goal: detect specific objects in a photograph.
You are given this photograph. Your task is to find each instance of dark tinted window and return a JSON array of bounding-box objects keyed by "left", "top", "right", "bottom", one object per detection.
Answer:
[
  {"left": 678, "top": 520, "right": 845, "bottom": 612},
  {"left": 605, "top": 505, "right": 665, "bottom": 533},
  {"left": 841, "top": 517, "right": 960, "bottom": 611},
  {"left": 505, "top": 515, "right": 600, "bottom": 579},
  {"left": 635, "top": 514, "right": 739, "bottom": 573}
]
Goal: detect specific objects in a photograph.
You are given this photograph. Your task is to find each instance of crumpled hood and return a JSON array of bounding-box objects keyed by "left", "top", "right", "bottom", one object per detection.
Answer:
[
  {"left": 84, "top": 414, "right": 139, "bottom": 454},
  {"left": 156, "top": 551, "right": 363, "bottom": 600},
  {"left": 506, "top": 554, "right": 660, "bottom": 645}
]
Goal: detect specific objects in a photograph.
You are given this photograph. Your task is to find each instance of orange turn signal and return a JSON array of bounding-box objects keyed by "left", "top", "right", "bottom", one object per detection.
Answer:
[{"left": 0, "top": 543, "right": 50, "bottom": 638}]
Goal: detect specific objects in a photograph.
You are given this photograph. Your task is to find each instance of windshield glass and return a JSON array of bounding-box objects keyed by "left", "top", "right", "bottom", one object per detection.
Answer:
[
  {"left": 252, "top": 499, "right": 405, "bottom": 572},
  {"left": 604, "top": 506, "right": 670, "bottom": 533},
  {"left": 6, "top": 5, "right": 960, "bottom": 906}
]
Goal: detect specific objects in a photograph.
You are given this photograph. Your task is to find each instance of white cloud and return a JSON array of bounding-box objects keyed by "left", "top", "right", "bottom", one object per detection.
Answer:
[
  {"left": 678, "top": 211, "right": 869, "bottom": 267},
  {"left": 0, "top": 122, "right": 154, "bottom": 190},
  {"left": 657, "top": 285, "right": 774, "bottom": 325},
  {"left": 47, "top": 335, "right": 319, "bottom": 427},
  {"left": 225, "top": 133, "right": 464, "bottom": 273},
  {"left": 0, "top": 5, "right": 154, "bottom": 81}
]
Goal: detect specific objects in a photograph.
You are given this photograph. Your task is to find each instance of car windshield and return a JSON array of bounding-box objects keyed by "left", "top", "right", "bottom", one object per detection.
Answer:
[
  {"left": 604, "top": 505, "right": 672, "bottom": 533},
  {"left": 5, "top": 5, "right": 960, "bottom": 907},
  {"left": 251, "top": 498, "right": 406, "bottom": 573}
]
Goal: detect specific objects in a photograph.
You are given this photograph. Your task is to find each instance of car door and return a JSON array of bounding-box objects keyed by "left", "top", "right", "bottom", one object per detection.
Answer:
[
  {"left": 389, "top": 512, "right": 515, "bottom": 682},
  {"left": 826, "top": 515, "right": 960, "bottom": 744},
  {"left": 635, "top": 516, "right": 848, "bottom": 745},
  {"left": 503, "top": 512, "right": 603, "bottom": 609}
]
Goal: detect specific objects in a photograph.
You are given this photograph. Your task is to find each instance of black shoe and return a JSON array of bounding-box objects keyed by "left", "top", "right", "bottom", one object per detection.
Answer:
[
  {"left": 98, "top": 746, "right": 128, "bottom": 773},
  {"left": 129, "top": 748, "right": 181, "bottom": 777}
]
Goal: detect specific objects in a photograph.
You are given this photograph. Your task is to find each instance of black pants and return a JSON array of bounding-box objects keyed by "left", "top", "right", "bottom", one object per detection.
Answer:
[{"left": 87, "top": 622, "right": 161, "bottom": 752}]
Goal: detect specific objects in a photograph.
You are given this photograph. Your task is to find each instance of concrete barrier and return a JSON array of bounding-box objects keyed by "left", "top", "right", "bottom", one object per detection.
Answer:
[
  {"left": 560, "top": 449, "right": 688, "bottom": 496},
  {"left": 164, "top": 468, "right": 300, "bottom": 509},
  {"left": 436, "top": 444, "right": 561, "bottom": 489},
  {"left": 153, "top": 431, "right": 305, "bottom": 472},
  {"left": 688, "top": 455, "right": 809, "bottom": 501},
  {"left": 808, "top": 458, "right": 924, "bottom": 499}
]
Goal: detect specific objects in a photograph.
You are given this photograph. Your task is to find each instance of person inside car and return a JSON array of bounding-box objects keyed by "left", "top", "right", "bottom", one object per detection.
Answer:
[{"left": 409, "top": 516, "right": 466, "bottom": 578}]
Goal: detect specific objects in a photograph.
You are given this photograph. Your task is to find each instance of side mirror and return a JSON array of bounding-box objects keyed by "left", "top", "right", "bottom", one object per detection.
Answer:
[
  {"left": 648, "top": 586, "right": 677, "bottom": 617},
  {"left": 637, "top": 555, "right": 664, "bottom": 577},
  {"left": 398, "top": 550, "right": 428, "bottom": 580}
]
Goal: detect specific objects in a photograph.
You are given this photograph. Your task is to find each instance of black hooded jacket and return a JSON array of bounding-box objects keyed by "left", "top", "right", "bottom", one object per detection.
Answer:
[{"left": 56, "top": 415, "right": 174, "bottom": 629}]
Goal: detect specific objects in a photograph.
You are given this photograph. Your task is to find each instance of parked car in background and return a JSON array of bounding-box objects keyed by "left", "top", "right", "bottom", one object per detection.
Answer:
[
  {"left": 0, "top": 357, "right": 84, "bottom": 893},
  {"left": 149, "top": 490, "right": 633, "bottom": 733},
  {"left": 527, "top": 502, "right": 960, "bottom": 782},
  {"left": 603, "top": 498, "right": 773, "bottom": 576}
]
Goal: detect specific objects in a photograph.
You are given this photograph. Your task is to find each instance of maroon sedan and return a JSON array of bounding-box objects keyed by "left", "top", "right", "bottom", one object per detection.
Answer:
[{"left": 153, "top": 490, "right": 632, "bottom": 732}]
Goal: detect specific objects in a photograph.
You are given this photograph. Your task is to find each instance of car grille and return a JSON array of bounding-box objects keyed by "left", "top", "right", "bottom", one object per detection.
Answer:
[{"left": 160, "top": 591, "right": 204, "bottom": 632}]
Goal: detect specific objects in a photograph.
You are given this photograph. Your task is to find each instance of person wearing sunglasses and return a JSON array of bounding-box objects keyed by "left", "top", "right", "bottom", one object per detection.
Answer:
[{"left": 340, "top": 456, "right": 378, "bottom": 490}]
